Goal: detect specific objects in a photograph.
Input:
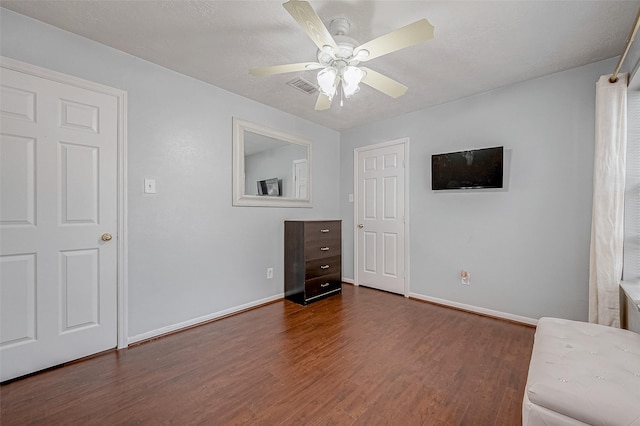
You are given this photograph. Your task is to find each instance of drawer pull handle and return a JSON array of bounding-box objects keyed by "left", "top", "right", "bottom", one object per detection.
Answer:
[
  {"left": 320, "top": 229, "right": 330, "bottom": 233},
  {"left": 321, "top": 283, "right": 330, "bottom": 287},
  {"left": 320, "top": 247, "right": 330, "bottom": 251},
  {"left": 320, "top": 265, "right": 330, "bottom": 269}
]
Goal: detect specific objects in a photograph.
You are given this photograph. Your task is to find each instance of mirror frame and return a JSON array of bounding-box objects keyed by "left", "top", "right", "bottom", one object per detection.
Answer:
[{"left": 232, "top": 117, "right": 312, "bottom": 207}]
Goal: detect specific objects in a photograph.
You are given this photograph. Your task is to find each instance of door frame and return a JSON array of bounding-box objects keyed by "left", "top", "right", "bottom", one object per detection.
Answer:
[
  {"left": 1, "top": 56, "right": 129, "bottom": 349},
  {"left": 353, "top": 138, "right": 410, "bottom": 296}
]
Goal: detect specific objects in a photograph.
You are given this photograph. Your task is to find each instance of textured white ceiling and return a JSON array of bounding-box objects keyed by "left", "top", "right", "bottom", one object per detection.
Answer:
[{"left": 3, "top": 0, "right": 638, "bottom": 130}]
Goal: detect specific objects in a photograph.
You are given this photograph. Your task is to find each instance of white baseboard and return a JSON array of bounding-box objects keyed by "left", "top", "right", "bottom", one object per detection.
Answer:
[
  {"left": 127, "top": 293, "right": 284, "bottom": 345},
  {"left": 409, "top": 292, "right": 538, "bottom": 326},
  {"left": 342, "top": 277, "right": 355, "bottom": 284}
]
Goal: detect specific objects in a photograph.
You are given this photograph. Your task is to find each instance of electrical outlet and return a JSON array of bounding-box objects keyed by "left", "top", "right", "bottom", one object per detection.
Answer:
[
  {"left": 267, "top": 268, "right": 273, "bottom": 279},
  {"left": 461, "top": 270, "right": 470, "bottom": 285}
]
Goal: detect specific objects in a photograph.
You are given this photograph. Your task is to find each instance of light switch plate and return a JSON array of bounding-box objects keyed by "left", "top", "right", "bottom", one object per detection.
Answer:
[{"left": 144, "top": 178, "right": 157, "bottom": 194}]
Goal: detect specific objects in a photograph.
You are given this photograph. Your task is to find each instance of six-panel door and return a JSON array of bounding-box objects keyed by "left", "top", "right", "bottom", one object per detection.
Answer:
[{"left": 0, "top": 66, "right": 119, "bottom": 381}]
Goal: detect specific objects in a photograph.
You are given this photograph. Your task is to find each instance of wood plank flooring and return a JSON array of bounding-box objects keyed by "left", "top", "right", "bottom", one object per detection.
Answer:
[{"left": 1, "top": 284, "right": 535, "bottom": 425}]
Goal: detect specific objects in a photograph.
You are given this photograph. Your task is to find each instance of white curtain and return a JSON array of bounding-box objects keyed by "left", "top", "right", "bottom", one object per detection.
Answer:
[{"left": 589, "top": 74, "right": 627, "bottom": 327}]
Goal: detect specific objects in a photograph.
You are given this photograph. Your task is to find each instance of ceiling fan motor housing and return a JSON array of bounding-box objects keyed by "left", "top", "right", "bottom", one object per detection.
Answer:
[
  {"left": 317, "top": 36, "right": 363, "bottom": 65},
  {"left": 317, "top": 17, "right": 363, "bottom": 67}
]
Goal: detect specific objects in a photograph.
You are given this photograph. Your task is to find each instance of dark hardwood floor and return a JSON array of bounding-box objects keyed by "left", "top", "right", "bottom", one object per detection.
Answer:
[{"left": 1, "top": 284, "right": 535, "bottom": 425}]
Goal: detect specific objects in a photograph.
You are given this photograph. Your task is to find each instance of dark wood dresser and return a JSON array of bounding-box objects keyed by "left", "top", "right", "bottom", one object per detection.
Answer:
[{"left": 284, "top": 220, "right": 342, "bottom": 305}]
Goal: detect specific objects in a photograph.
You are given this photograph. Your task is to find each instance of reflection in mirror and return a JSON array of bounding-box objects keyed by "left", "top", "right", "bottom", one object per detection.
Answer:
[
  {"left": 232, "top": 118, "right": 312, "bottom": 207},
  {"left": 244, "top": 131, "right": 308, "bottom": 198}
]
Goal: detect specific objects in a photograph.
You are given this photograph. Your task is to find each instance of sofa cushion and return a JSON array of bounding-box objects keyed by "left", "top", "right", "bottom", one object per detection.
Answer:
[{"left": 525, "top": 317, "right": 640, "bottom": 425}]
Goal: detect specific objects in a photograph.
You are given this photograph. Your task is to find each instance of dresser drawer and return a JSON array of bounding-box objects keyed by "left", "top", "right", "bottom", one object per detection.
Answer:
[
  {"left": 304, "top": 239, "right": 340, "bottom": 260},
  {"left": 304, "top": 221, "right": 341, "bottom": 245},
  {"left": 305, "top": 274, "right": 341, "bottom": 299},
  {"left": 305, "top": 256, "right": 341, "bottom": 279}
]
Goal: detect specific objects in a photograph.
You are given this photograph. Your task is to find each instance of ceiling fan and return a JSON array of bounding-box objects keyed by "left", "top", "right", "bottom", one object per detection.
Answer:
[{"left": 249, "top": 0, "right": 434, "bottom": 111}]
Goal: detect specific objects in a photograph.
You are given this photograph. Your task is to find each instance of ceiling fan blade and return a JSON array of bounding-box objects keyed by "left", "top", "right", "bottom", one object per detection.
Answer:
[
  {"left": 283, "top": 0, "right": 338, "bottom": 52},
  {"left": 360, "top": 67, "right": 408, "bottom": 98},
  {"left": 249, "top": 62, "right": 323, "bottom": 77},
  {"left": 315, "top": 93, "right": 332, "bottom": 110},
  {"left": 355, "top": 19, "right": 434, "bottom": 62}
]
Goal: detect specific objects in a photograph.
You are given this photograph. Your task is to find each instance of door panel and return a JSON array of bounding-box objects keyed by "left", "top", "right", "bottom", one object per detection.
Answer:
[
  {"left": 0, "top": 254, "right": 37, "bottom": 346},
  {"left": 0, "top": 85, "right": 36, "bottom": 122},
  {"left": 364, "top": 178, "right": 377, "bottom": 219},
  {"left": 0, "top": 134, "right": 35, "bottom": 226},
  {"left": 0, "top": 66, "right": 119, "bottom": 381},
  {"left": 356, "top": 142, "right": 406, "bottom": 294},
  {"left": 383, "top": 233, "right": 398, "bottom": 277},
  {"left": 60, "top": 249, "right": 99, "bottom": 331},
  {"left": 383, "top": 176, "right": 397, "bottom": 219},
  {"left": 60, "top": 99, "right": 99, "bottom": 133},
  {"left": 60, "top": 143, "right": 99, "bottom": 224}
]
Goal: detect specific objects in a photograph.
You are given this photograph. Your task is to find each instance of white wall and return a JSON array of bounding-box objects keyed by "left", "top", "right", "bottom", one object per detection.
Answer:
[
  {"left": 0, "top": 9, "right": 341, "bottom": 339},
  {"left": 341, "top": 58, "right": 617, "bottom": 321}
]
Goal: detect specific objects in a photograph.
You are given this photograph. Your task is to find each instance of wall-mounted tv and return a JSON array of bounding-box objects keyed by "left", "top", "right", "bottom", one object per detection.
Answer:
[
  {"left": 257, "top": 178, "right": 281, "bottom": 196},
  {"left": 431, "top": 146, "right": 503, "bottom": 190}
]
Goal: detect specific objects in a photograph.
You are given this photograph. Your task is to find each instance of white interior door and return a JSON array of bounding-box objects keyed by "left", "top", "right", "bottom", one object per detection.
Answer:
[
  {"left": 355, "top": 140, "right": 407, "bottom": 295},
  {"left": 0, "top": 66, "right": 119, "bottom": 381},
  {"left": 293, "top": 159, "right": 308, "bottom": 199}
]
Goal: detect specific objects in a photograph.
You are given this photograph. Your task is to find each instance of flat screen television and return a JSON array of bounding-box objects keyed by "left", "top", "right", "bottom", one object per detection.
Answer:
[
  {"left": 431, "top": 146, "right": 503, "bottom": 190},
  {"left": 257, "top": 178, "right": 281, "bottom": 196}
]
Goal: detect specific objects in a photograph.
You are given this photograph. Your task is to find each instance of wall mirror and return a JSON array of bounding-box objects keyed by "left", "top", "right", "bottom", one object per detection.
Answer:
[{"left": 233, "top": 118, "right": 312, "bottom": 207}]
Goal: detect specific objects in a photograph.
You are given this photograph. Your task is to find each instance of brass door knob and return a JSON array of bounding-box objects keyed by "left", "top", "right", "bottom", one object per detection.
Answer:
[
  {"left": 101, "top": 233, "right": 113, "bottom": 242},
  {"left": 358, "top": 224, "right": 364, "bottom": 228}
]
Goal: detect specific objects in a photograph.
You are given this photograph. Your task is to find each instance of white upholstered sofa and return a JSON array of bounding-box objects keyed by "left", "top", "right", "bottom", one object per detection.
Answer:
[{"left": 523, "top": 317, "right": 640, "bottom": 425}]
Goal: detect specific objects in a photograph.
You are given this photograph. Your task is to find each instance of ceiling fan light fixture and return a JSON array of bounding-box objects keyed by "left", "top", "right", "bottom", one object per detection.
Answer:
[
  {"left": 317, "top": 66, "right": 338, "bottom": 99},
  {"left": 354, "top": 49, "right": 370, "bottom": 60},
  {"left": 342, "top": 66, "right": 365, "bottom": 98}
]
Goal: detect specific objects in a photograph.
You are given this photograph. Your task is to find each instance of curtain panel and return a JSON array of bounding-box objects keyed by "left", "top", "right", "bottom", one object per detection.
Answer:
[{"left": 589, "top": 74, "right": 627, "bottom": 327}]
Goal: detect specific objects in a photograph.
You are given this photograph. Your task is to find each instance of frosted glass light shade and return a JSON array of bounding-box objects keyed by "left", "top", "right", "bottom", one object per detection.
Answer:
[
  {"left": 342, "top": 66, "right": 364, "bottom": 98},
  {"left": 317, "top": 67, "right": 337, "bottom": 99}
]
